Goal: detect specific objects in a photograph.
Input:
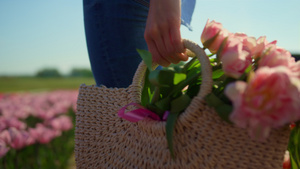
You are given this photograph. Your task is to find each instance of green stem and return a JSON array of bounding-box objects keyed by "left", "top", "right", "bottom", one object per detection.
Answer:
[
  {"left": 3, "top": 155, "right": 7, "bottom": 169},
  {"left": 207, "top": 53, "right": 215, "bottom": 57},
  {"left": 168, "top": 72, "right": 201, "bottom": 98},
  {"left": 36, "top": 143, "right": 41, "bottom": 168},
  {"left": 14, "top": 150, "right": 19, "bottom": 169},
  {"left": 151, "top": 87, "right": 160, "bottom": 104},
  {"left": 182, "top": 57, "right": 197, "bottom": 73}
]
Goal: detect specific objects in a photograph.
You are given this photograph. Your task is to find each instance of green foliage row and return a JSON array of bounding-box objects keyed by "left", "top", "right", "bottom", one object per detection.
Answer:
[
  {"left": 0, "top": 77, "right": 95, "bottom": 93},
  {"left": 35, "top": 68, "right": 93, "bottom": 78}
]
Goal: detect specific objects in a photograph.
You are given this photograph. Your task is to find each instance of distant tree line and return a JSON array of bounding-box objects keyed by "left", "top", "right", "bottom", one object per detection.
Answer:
[
  {"left": 36, "top": 68, "right": 93, "bottom": 78},
  {"left": 35, "top": 54, "right": 299, "bottom": 78},
  {"left": 292, "top": 54, "right": 300, "bottom": 61}
]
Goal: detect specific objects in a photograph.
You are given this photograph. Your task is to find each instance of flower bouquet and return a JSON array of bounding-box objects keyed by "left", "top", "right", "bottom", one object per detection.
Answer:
[{"left": 118, "top": 19, "right": 300, "bottom": 168}]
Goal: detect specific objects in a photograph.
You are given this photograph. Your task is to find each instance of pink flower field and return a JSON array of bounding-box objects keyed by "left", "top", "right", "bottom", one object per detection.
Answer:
[{"left": 0, "top": 90, "right": 78, "bottom": 159}]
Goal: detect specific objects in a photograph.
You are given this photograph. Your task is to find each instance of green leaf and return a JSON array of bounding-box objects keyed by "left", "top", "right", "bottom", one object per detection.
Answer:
[
  {"left": 146, "top": 104, "right": 165, "bottom": 117},
  {"left": 186, "top": 82, "right": 201, "bottom": 98},
  {"left": 288, "top": 124, "right": 300, "bottom": 169},
  {"left": 149, "top": 69, "right": 175, "bottom": 87},
  {"left": 166, "top": 112, "right": 179, "bottom": 159},
  {"left": 151, "top": 86, "right": 161, "bottom": 104},
  {"left": 212, "top": 69, "right": 224, "bottom": 80},
  {"left": 238, "top": 64, "right": 253, "bottom": 81},
  {"left": 223, "top": 76, "right": 237, "bottom": 86},
  {"left": 205, "top": 93, "right": 233, "bottom": 124},
  {"left": 207, "top": 53, "right": 215, "bottom": 57},
  {"left": 166, "top": 94, "right": 192, "bottom": 158},
  {"left": 210, "top": 58, "right": 218, "bottom": 63},
  {"left": 154, "top": 96, "right": 171, "bottom": 112},
  {"left": 137, "top": 49, "right": 153, "bottom": 71},
  {"left": 182, "top": 57, "right": 198, "bottom": 73},
  {"left": 170, "top": 94, "right": 191, "bottom": 114},
  {"left": 205, "top": 93, "right": 224, "bottom": 107},
  {"left": 173, "top": 73, "right": 186, "bottom": 85},
  {"left": 291, "top": 154, "right": 300, "bottom": 169},
  {"left": 169, "top": 72, "right": 201, "bottom": 98},
  {"left": 245, "top": 64, "right": 252, "bottom": 73},
  {"left": 215, "top": 104, "right": 233, "bottom": 124},
  {"left": 147, "top": 87, "right": 154, "bottom": 103},
  {"left": 141, "top": 69, "right": 151, "bottom": 106},
  {"left": 159, "top": 86, "right": 172, "bottom": 98},
  {"left": 186, "top": 66, "right": 201, "bottom": 79},
  {"left": 187, "top": 60, "right": 200, "bottom": 72}
]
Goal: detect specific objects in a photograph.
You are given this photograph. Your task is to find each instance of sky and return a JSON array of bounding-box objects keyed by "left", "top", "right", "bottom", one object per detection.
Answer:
[{"left": 0, "top": 0, "right": 299, "bottom": 76}]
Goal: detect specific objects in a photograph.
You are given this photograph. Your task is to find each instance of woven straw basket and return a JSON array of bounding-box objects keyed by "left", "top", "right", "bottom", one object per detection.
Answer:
[{"left": 75, "top": 39, "right": 290, "bottom": 169}]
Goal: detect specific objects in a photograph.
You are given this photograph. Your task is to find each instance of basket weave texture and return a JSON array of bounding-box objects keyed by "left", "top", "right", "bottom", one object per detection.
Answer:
[{"left": 75, "top": 40, "right": 290, "bottom": 169}]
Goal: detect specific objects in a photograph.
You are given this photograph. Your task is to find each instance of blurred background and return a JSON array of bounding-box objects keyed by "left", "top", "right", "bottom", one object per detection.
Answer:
[
  {"left": 0, "top": 0, "right": 299, "bottom": 168},
  {"left": 1, "top": 0, "right": 299, "bottom": 81}
]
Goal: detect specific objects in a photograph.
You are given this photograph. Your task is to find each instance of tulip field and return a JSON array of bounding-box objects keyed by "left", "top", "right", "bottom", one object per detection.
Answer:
[
  {"left": 1, "top": 74, "right": 296, "bottom": 168},
  {"left": 0, "top": 77, "right": 94, "bottom": 169}
]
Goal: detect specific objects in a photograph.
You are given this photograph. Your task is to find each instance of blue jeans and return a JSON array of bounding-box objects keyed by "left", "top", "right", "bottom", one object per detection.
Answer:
[
  {"left": 83, "top": 0, "right": 195, "bottom": 88},
  {"left": 83, "top": 0, "right": 149, "bottom": 88}
]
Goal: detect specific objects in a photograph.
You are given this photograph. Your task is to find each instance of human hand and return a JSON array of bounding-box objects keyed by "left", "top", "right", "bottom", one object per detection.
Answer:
[{"left": 144, "top": 0, "right": 188, "bottom": 67}]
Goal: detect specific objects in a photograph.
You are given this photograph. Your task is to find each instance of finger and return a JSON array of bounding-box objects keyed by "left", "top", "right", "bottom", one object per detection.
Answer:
[
  {"left": 163, "top": 32, "right": 181, "bottom": 64},
  {"left": 169, "top": 55, "right": 181, "bottom": 64},
  {"left": 170, "top": 27, "right": 185, "bottom": 54},
  {"left": 154, "top": 35, "right": 176, "bottom": 64},
  {"left": 144, "top": 25, "right": 173, "bottom": 65},
  {"left": 146, "top": 39, "right": 170, "bottom": 67},
  {"left": 176, "top": 52, "right": 189, "bottom": 61}
]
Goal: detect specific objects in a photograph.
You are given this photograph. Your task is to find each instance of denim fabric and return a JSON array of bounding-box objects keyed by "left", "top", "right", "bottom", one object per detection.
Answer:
[
  {"left": 83, "top": 0, "right": 195, "bottom": 88},
  {"left": 181, "top": 0, "right": 196, "bottom": 31}
]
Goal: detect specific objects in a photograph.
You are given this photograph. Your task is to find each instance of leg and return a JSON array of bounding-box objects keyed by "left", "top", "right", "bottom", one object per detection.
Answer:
[{"left": 83, "top": 0, "right": 149, "bottom": 88}]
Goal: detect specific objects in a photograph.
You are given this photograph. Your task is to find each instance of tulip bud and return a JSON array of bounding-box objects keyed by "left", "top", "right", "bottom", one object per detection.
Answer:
[{"left": 201, "top": 19, "right": 230, "bottom": 54}]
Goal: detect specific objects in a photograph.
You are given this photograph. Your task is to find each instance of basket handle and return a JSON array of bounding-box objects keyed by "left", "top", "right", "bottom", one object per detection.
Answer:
[{"left": 130, "top": 39, "right": 212, "bottom": 102}]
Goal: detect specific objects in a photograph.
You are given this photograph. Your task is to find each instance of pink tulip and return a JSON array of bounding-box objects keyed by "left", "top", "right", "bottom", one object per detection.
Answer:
[
  {"left": 72, "top": 104, "right": 77, "bottom": 113},
  {"left": 29, "top": 124, "right": 61, "bottom": 144},
  {"left": 0, "top": 117, "right": 6, "bottom": 131},
  {"left": 225, "top": 66, "right": 300, "bottom": 141},
  {"left": 0, "top": 139, "right": 10, "bottom": 158},
  {"left": 234, "top": 33, "right": 257, "bottom": 56},
  {"left": 52, "top": 101, "right": 69, "bottom": 116},
  {"left": 290, "top": 61, "right": 300, "bottom": 79},
  {"left": 48, "top": 115, "right": 73, "bottom": 131},
  {"left": 38, "top": 109, "right": 55, "bottom": 120},
  {"left": 219, "top": 36, "right": 252, "bottom": 79},
  {"left": 5, "top": 118, "right": 26, "bottom": 130},
  {"left": 0, "top": 130, "right": 11, "bottom": 145},
  {"left": 253, "top": 36, "right": 277, "bottom": 59},
  {"left": 25, "top": 132, "right": 35, "bottom": 146},
  {"left": 201, "top": 19, "right": 230, "bottom": 53},
  {"left": 7, "top": 128, "right": 34, "bottom": 149},
  {"left": 259, "top": 45, "right": 295, "bottom": 69},
  {"left": 7, "top": 128, "right": 25, "bottom": 149},
  {"left": 201, "top": 19, "right": 222, "bottom": 44}
]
